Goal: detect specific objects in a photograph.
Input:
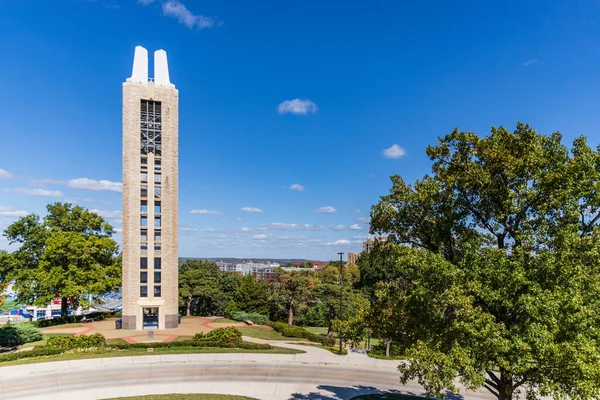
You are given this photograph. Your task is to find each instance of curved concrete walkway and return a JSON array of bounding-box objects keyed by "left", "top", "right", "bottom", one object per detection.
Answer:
[{"left": 0, "top": 342, "right": 493, "bottom": 400}]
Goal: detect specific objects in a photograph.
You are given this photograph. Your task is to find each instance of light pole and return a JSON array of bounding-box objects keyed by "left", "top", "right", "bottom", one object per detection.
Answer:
[{"left": 337, "top": 252, "right": 344, "bottom": 355}]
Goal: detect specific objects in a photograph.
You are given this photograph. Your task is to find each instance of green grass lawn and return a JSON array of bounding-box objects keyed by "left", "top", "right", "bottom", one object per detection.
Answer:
[
  {"left": 104, "top": 395, "right": 257, "bottom": 400},
  {"left": 236, "top": 326, "right": 304, "bottom": 341},
  {"left": 0, "top": 300, "right": 20, "bottom": 312},
  {"left": 351, "top": 394, "right": 425, "bottom": 400},
  {"left": 41, "top": 323, "right": 84, "bottom": 330},
  {"left": 0, "top": 345, "right": 303, "bottom": 367},
  {"left": 303, "top": 326, "right": 328, "bottom": 335},
  {"left": 211, "top": 318, "right": 237, "bottom": 323}
]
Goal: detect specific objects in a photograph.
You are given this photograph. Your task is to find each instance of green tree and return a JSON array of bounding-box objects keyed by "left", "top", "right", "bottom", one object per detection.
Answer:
[
  {"left": 0, "top": 251, "right": 10, "bottom": 309},
  {"left": 367, "top": 276, "right": 407, "bottom": 357},
  {"left": 369, "top": 124, "right": 600, "bottom": 400},
  {"left": 316, "top": 265, "right": 356, "bottom": 336},
  {"left": 179, "top": 260, "right": 224, "bottom": 316},
  {"left": 235, "top": 274, "right": 270, "bottom": 314},
  {"left": 1, "top": 203, "right": 121, "bottom": 317},
  {"left": 272, "top": 269, "right": 317, "bottom": 324}
]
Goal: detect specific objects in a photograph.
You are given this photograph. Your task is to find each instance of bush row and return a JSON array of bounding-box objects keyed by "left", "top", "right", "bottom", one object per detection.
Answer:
[
  {"left": 193, "top": 327, "right": 242, "bottom": 346},
  {"left": 46, "top": 333, "right": 106, "bottom": 350},
  {"left": 0, "top": 347, "right": 64, "bottom": 363},
  {"left": 229, "top": 311, "right": 268, "bottom": 326},
  {"left": 32, "top": 311, "right": 114, "bottom": 328},
  {"left": 107, "top": 340, "right": 270, "bottom": 351},
  {"left": 0, "top": 323, "right": 43, "bottom": 348},
  {"left": 269, "top": 322, "right": 335, "bottom": 347}
]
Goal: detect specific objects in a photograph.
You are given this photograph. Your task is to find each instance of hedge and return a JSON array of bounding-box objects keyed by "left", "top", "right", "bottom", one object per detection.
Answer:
[
  {"left": 193, "top": 327, "right": 242, "bottom": 346},
  {"left": 0, "top": 323, "right": 43, "bottom": 348},
  {"left": 33, "top": 311, "right": 114, "bottom": 328},
  {"left": 269, "top": 322, "right": 335, "bottom": 347},
  {"left": 229, "top": 311, "right": 268, "bottom": 325},
  {"left": 47, "top": 333, "right": 106, "bottom": 349},
  {"left": 0, "top": 347, "right": 64, "bottom": 363},
  {"left": 106, "top": 339, "right": 270, "bottom": 350}
]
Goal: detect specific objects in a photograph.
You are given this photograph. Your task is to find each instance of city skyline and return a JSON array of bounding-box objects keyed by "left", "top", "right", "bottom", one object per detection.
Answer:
[{"left": 2, "top": 1, "right": 600, "bottom": 260}]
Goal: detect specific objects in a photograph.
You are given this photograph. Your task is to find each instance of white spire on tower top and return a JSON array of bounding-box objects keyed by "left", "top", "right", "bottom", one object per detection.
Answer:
[
  {"left": 126, "top": 46, "right": 175, "bottom": 87},
  {"left": 154, "top": 49, "right": 174, "bottom": 87},
  {"left": 127, "top": 46, "right": 148, "bottom": 84}
]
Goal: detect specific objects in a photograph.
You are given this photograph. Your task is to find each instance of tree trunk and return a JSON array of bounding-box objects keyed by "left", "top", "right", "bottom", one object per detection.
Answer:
[
  {"left": 287, "top": 302, "right": 294, "bottom": 325},
  {"left": 385, "top": 338, "right": 392, "bottom": 357},
  {"left": 186, "top": 295, "right": 192, "bottom": 317},
  {"left": 498, "top": 368, "right": 514, "bottom": 400},
  {"left": 61, "top": 297, "right": 68, "bottom": 319}
]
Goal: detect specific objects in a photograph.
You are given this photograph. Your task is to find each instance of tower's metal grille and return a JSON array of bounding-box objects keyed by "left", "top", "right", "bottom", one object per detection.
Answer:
[{"left": 141, "top": 100, "right": 162, "bottom": 156}]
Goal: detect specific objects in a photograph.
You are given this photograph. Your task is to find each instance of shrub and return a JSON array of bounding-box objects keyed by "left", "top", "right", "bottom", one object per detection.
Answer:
[
  {"left": 0, "top": 324, "right": 22, "bottom": 348},
  {"left": 47, "top": 333, "right": 106, "bottom": 350},
  {"left": 107, "top": 340, "right": 238, "bottom": 350},
  {"left": 269, "top": 322, "right": 334, "bottom": 347},
  {"left": 0, "top": 323, "right": 43, "bottom": 348},
  {"left": 15, "top": 324, "right": 43, "bottom": 344},
  {"left": 33, "top": 311, "right": 114, "bottom": 328},
  {"left": 239, "top": 342, "right": 271, "bottom": 350},
  {"left": 229, "top": 311, "right": 268, "bottom": 325},
  {"left": 0, "top": 347, "right": 64, "bottom": 363},
  {"left": 194, "top": 327, "right": 242, "bottom": 346}
]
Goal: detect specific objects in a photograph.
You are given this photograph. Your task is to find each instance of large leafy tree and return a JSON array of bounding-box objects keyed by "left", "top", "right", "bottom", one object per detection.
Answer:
[
  {"left": 1, "top": 203, "right": 121, "bottom": 317},
  {"left": 179, "top": 259, "right": 228, "bottom": 316},
  {"left": 272, "top": 269, "right": 317, "bottom": 324},
  {"left": 370, "top": 124, "right": 600, "bottom": 400},
  {"left": 235, "top": 274, "right": 271, "bottom": 314}
]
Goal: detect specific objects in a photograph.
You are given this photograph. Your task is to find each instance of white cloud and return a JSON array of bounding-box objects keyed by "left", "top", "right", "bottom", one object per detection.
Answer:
[
  {"left": 253, "top": 234, "right": 267, "bottom": 240},
  {"left": 317, "top": 206, "right": 337, "bottom": 214},
  {"left": 332, "top": 225, "right": 346, "bottom": 231},
  {"left": 522, "top": 59, "right": 538, "bottom": 66},
  {"left": 199, "top": 227, "right": 216, "bottom": 232},
  {"left": 161, "top": 0, "right": 219, "bottom": 29},
  {"left": 326, "top": 239, "right": 350, "bottom": 246},
  {"left": 68, "top": 178, "right": 122, "bottom": 193},
  {"left": 259, "top": 222, "right": 325, "bottom": 231},
  {"left": 277, "top": 99, "right": 318, "bottom": 115},
  {"left": 0, "top": 169, "right": 13, "bottom": 179},
  {"left": 113, "top": 228, "right": 123, "bottom": 233},
  {"left": 179, "top": 226, "right": 198, "bottom": 232},
  {"left": 235, "top": 217, "right": 244, "bottom": 222},
  {"left": 354, "top": 209, "right": 361, "bottom": 214},
  {"left": 239, "top": 227, "right": 253, "bottom": 232},
  {"left": 138, "top": 0, "right": 157, "bottom": 4},
  {"left": 241, "top": 207, "right": 263, "bottom": 213},
  {"left": 90, "top": 209, "right": 122, "bottom": 219},
  {"left": 357, "top": 217, "right": 370, "bottom": 223},
  {"left": 3, "top": 188, "right": 62, "bottom": 197},
  {"left": 382, "top": 144, "right": 407, "bottom": 159},
  {"left": 349, "top": 224, "right": 363, "bottom": 230},
  {"left": 0, "top": 206, "right": 28, "bottom": 218},
  {"left": 289, "top": 184, "right": 304, "bottom": 192},
  {"left": 190, "top": 209, "right": 221, "bottom": 215}
]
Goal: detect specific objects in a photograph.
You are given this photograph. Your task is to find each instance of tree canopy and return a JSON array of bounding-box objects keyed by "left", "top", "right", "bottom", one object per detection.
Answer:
[
  {"left": 367, "top": 124, "right": 600, "bottom": 400},
  {"left": 1, "top": 203, "right": 121, "bottom": 317}
]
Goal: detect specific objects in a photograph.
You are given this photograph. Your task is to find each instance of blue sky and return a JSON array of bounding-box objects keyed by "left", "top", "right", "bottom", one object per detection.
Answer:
[{"left": 1, "top": 0, "right": 600, "bottom": 260}]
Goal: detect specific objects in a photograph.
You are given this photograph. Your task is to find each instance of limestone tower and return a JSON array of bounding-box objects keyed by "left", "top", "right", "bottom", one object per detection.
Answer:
[{"left": 121, "top": 46, "right": 179, "bottom": 329}]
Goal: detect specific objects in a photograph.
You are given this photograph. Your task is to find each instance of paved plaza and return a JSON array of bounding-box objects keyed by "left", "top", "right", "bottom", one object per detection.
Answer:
[{"left": 41, "top": 317, "right": 249, "bottom": 343}]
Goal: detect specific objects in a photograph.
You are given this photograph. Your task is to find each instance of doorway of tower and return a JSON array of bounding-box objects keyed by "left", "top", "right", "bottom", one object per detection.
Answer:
[{"left": 142, "top": 307, "right": 159, "bottom": 329}]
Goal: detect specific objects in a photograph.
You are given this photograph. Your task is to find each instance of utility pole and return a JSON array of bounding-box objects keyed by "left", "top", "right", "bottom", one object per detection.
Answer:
[{"left": 337, "top": 252, "right": 344, "bottom": 355}]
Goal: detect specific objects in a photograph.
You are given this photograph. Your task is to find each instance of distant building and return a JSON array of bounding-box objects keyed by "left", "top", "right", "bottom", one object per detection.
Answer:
[
  {"left": 347, "top": 252, "right": 359, "bottom": 265},
  {"left": 216, "top": 260, "right": 318, "bottom": 280},
  {"left": 362, "top": 236, "right": 387, "bottom": 252}
]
